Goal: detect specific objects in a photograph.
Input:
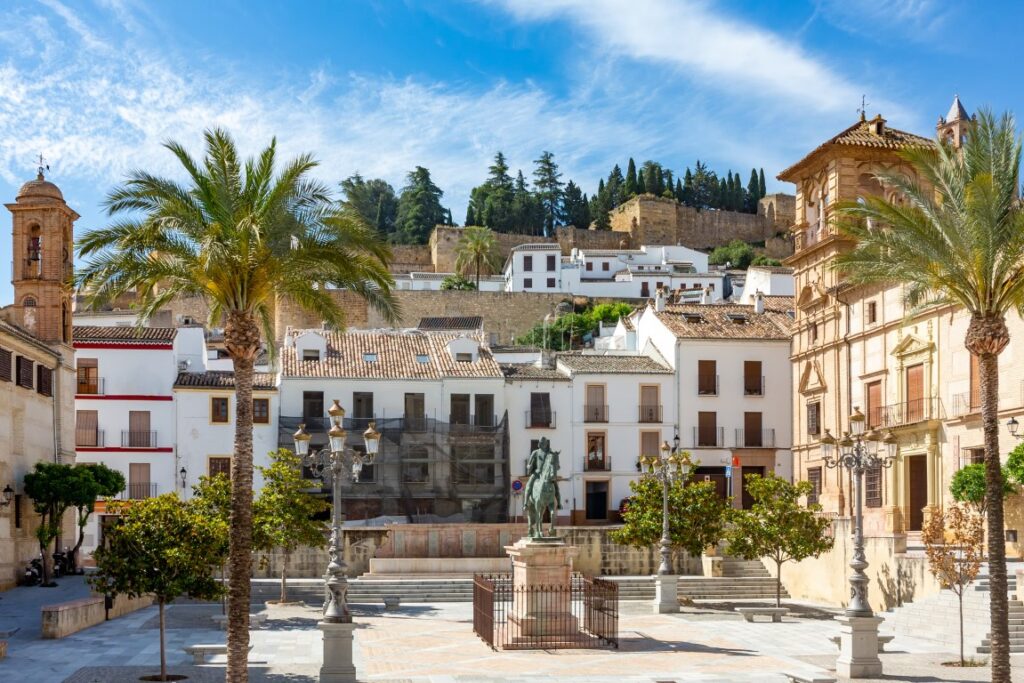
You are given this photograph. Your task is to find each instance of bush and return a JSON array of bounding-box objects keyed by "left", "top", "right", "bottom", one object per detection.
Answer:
[
  {"left": 514, "top": 301, "right": 635, "bottom": 350},
  {"left": 440, "top": 274, "right": 476, "bottom": 290}
]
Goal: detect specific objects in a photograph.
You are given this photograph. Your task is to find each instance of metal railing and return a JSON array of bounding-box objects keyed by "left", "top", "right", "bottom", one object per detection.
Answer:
[
  {"left": 525, "top": 410, "right": 556, "bottom": 429},
  {"left": 734, "top": 428, "right": 776, "bottom": 448},
  {"left": 76, "top": 377, "right": 105, "bottom": 395},
  {"left": 950, "top": 392, "right": 980, "bottom": 418},
  {"left": 693, "top": 426, "right": 724, "bottom": 448},
  {"left": 584, "top": 405, "right": 608, "bottom": 423},
  {"left": 698, "top": 375, "right": 719, "bottom": 396},
  {"left": 878, "top": 397, "right": 943, "bottom": 427},
  {"left": 118, "top": 482, "right": 157, "bottom": 500},
  {"left": 75, "top": 429, "right": 105, "bottom": 448},
  {"left": 473, "top": 573, "right": 618, "bottom": 650},
  {"left": 743, "top": 376, "right": 765, "bottom": 396},
  {"left": 638, "top": 404, "right": 662, "bottom": 423},
  {"left": 448, "top": 414, "right": 499, "bottom": 431},
  {"left": 121, "top": 430, "right": 157, "bottom": 448},
  {"left": 585, "top": 455, "right": 611, "bottom": 472}
]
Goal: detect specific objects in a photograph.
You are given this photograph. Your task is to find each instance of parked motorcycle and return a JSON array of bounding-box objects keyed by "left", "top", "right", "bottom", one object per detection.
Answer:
[
  {"left": 24, "top": 557, "right": 42, "bottom": 586},
  {"left": 52, "top": 550, "right": 69, "bottom": 578}
]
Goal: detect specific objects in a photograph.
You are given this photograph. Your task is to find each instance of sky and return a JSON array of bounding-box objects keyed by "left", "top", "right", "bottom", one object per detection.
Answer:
[{"left": 0, "top": 0, "right": 1020, "bottom": 303}]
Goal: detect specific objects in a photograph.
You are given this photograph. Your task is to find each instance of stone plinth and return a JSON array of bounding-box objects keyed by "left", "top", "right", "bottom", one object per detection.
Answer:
[
  {"left": 835, "top": 615, "right": 884, "bottom": 678},
  {"left": 318, "top": 620, "right": 356, "bottom": 683},
  {"left": 654, "top": 574, "right": 679, "bottom": 613},
  {"left": 505, "top": 537, "right": 579, "bottom": 638}
]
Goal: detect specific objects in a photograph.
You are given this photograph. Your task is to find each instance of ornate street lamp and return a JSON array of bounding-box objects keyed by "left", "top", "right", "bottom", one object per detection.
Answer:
[
  {"left": 1007, "top": 416, "right": 1021, "bottom": 440},
  {"left": 294, "top": 400, "right": 379, "bottom": 683},
  {"left": 639, "top": 432, "right": 692, "bottom": 613},
  {"left": 0, "top": 484, "right": 13, "bottom": 508},
  {"left": 819, "top": 408, "right": 897, "bottom": 677}
]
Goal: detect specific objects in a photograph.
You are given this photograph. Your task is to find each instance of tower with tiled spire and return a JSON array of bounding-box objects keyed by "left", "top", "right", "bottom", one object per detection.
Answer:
[
  {"left": 936, "top": 94, "right": 973, "bottom": 148},
  {"left": 4, "top": 166, "right": 77, "bottom": 344}
]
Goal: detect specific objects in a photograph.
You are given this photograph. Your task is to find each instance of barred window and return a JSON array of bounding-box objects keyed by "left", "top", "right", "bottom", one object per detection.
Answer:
[
  {"left": 36, "top": 365, "right": 52, "bottom": 397},
  {"left": 865, "top": 464, "right": 882, "bottom": 508},
  {"left": 807, "top": 402, "right": 821, "bottom": 436},
  {"left": 807, "top": 467, "right": 822, "bottom": 505},
  {"left": 16, "top": 356, "right": 33, "bottom": 389},
  {"left": 0, "top": 349, "right": 10, "bottom": 382}
]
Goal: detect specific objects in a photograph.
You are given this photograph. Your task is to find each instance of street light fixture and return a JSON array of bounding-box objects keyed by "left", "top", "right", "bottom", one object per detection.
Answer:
[
  {"left": 820, "top": 407, "right": 896, "bottom": 677},
  {"left": 1008, "top": 416, "right": 1021, "bottom": 439},
  {"left": 640, "top": 433, "right": 692, "bottom": 614},
  {"left": 0, "top": 484, "right": 13, "bottom": 508},
  {"left": 179, "top": 467, "right": 187, "bottom": 490}
]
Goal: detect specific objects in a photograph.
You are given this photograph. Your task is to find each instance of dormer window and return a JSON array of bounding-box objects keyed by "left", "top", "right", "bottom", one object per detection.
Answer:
[
  {"left": 363, "top": 352, "right": 378, "bottom": 363},
  {"left": 728, "top": 313, "right": 748, "bottom": 325},
  {"left": 455, "top": 353, "right": 473, "bottom": 363},
  {"left": 683, "top": 313, "right": 704, "bottom": 323},
  {"left": 415, "top": 354, "right": 429, "bottom": 364},
  {"left": 302, "top": 349, "right": 320, "bottom": 361}
]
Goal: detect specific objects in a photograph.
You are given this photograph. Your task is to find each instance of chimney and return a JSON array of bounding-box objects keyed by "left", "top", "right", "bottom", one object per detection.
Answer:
[
  {"left": 754, "top": 290, "right": 765, "bottom": 315},
  {"left": 535, "top": 349, "right": 556, "bottom": 369},
  {"left": 700, "top": 286, "right": 710, "bottom": 305},
  {"left": 654, "top": 287, "right": 667, "bottom": 312}
]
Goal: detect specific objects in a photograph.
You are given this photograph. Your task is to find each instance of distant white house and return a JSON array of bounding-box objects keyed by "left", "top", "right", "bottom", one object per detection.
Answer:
[{"left": 737, "top": 265, "right": 795, "bottom": 304}]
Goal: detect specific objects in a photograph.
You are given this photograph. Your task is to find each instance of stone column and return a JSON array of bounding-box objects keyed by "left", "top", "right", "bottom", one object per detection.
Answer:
[
  {"left": 835, "top": 615, "right": 883, "bottom": 678},
  {"left": 505, "top": 537, "right": 579, "bottom": 639},
  {"left": 318, "top": 621, "right": 356, "bottom": 683}
]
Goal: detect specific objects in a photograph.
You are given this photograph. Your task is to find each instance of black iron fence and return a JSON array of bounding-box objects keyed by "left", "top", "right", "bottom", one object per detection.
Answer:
[{"left": 472, "top": 573, "right": 618, "bottom": 650}]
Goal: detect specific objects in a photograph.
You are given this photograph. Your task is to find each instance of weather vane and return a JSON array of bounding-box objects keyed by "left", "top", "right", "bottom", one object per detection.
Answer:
[
  {"left": 36, "top": 153, "right": 49, "bottom": 178},
  {"left": 857, "top": 95, "right": 869, "bottom": 121}
]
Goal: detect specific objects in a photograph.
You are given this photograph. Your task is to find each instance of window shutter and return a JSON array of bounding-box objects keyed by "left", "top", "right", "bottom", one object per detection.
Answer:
[
  {"left": 16, "top": 357, "right": 33, "bottom": 389},
  {"left": 0, "top": 349, "right": 11, "bottom": 382},
  {"left": 807, "top": 402, "right": 820, "bottom": 436}
]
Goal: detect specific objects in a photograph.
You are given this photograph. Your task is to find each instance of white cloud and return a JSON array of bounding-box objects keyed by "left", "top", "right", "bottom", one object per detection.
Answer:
[
  {"left": 480, "top": 0, "right": 873, "bottom": 115},
  {"left": 812, "top": 0, "right": 951, "bottom": 43}
]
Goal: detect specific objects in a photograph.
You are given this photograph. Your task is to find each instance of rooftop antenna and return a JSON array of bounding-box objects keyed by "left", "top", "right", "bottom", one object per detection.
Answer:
[
  {"left": 36, "top": 153, "right": 49, "bottom": 179},
  {"left": 857, "top": 95, "right": 869, "bottom": 122}
]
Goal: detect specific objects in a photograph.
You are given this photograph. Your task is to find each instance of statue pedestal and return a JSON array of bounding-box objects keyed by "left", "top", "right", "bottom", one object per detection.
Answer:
[
  {"left": 505, "top": 537, "right": 579, "bottom": 639},
  {"left": 654, "top": 574, "right": 679, "bottom": 613},
  {"left": 835, "top": 615, "right": 884, "bottom": 678},
  {"left": 318, "top": 620, "right": 356, "bottom": 683}
]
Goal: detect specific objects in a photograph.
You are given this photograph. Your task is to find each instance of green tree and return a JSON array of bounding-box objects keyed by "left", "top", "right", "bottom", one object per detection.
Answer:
[
  {"left": 641, "top": 160, "right": 665, "bottom": 197},
  {"left": 725, "top": 474, "right": 833, "bottom": 607},
  {"left": 611, "top": 472, "right": 728, "bottom": 571},
  {"left": 950, "top": 463, "right": 1015, "bottom": 515},
  {"left": 254, "top": 450, "right": 328, "bottom": 604},
  {"left": 562, "top": 180, "right": 590, "bottom": 229},
  {"left": 439, "top": 273, "right": 476, "bottom": 291},
  {"left": 834, "top": 110, "right": 1024, "bottom": 680},
  {"left": 751, "top": 254, "right": 783, "bottom": 267},
  {"left": 533, "top": 151, "right": 564, "bottom": 236},
  {"left": 708, "top": 239, "right": 757, "bottom": 269},
  {"left": 605, "top": 164, "right": 625, "bottom": 209},
  {"left": 395, "top": 166, "right": 447, "bottom": 244},
  {"left": 339, "top": 174, "right": 398, "bottom": 239},
  {"left": 675, "top": 177, "right": 685, "bottom": 203},
  {"left": 511, "top": 170, "right": 544, "bottom": 235},
  {"left": 75, "top": 128, "right": 397, "bottom": 683},
  {"left": 68, "top": 464, "right": 125, "bottom": 572},
  {"left": 589, "top": 180, "right": 611, "bottom": 230},
  {"left": 464, "top": 205, "right": 476, "bottom": 227},
  {"left": 758, "top": 167, "right": 767, "bottom": 199},
  {"left": 746, "top": 169, "right": 760, "bottom": 212},
  {"left": 624, "top": 158, "right": 638, "bottom": 198},
  {"left": 454, "top": 226, "right": 500, "bottom": 288},
  {"left": 636, "top": 169, "right": 646, "bottom": 195},
  {"left": 90, "top": 495, "right": 226, "bottom": 682},
  {"left": 690, "top": 161, "right": 717, "bottom": 209},
  {"left": 23, "top": 462, "right": 78, "bottom": 586},
  {"left": 514, "top": 302, "right": 634, "bottom": 350}
]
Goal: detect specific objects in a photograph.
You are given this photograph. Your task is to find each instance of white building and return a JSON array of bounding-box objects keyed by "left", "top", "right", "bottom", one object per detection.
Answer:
[
  {"left": 392, "top": 272, "right": 505, "bottom": 292},
  {"left": 278, "top": 328, "right": 509, "bottom": 521},
  {"left": 737, "top": 265, "right": 795, "bottom": 305},
  {"left": 634, "top": 294, "right": 795, "bottom": 507},
  {"left": 502, "top": 244, "right": 565, "bottom": 293}
]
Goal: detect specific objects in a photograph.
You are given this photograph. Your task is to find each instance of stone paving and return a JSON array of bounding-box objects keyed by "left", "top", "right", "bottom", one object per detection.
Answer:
[{"left": 1, "top": 577, "right": 1023, "bottom": 682}]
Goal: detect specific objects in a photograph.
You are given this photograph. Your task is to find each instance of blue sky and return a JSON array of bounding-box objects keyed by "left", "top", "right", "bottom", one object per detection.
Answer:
[{"left": 0, "top": 0, "right": 1019, "bottom": 303}]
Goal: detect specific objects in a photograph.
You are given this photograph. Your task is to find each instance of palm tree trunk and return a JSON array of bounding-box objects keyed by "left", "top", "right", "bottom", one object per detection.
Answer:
[
  {"left": 476, "top": 256, "right": 481, "bottom": 289},
  {"left": 979, "top": 350, "right": 1010, "bottom": 681},
  {"left": 224, "top": 311, "right": 260, "bottom": 683}
]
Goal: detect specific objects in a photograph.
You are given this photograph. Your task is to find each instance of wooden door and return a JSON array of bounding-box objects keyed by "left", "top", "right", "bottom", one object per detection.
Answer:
[
  {"left": 698, "top": 360, "right": 717, "bottom": 395},
  {"left": 352, "top": 392, "right": 373, "bottom": 420},
  {"left": 76, "top": 410, "right": 98, "bottom": 447},
  {"left": 908, "top": 455, "right": 927, "bottom": 531},
  {"left": 585, "top": 385, "right": 606, "bottom": 422},
  {"left": 474, "top": 394, "right": 494, "bottom": 426},
  {"left": 640, "top": 385, "right": 659, "bottom": 422},
  {"left": 450, "top": 394, "right": 470, "bottom": 424},
  {"left": 743, "top": 412, "right": 762, "bottom": 447},
  {"left": 698, "top": 411, "right": 717, "bottom": 446},
  {"left": 744, "top": 360, "right": 762, "bottom": 395},
  {"left": 302, "top": 391, "right": 324, "bottom": 423},
  {"left": 585, "top": 481, "right": 609, "bottom": 521},
  {"left": 866, "top": 381, "right": 882, "bottom": 428},
  {"left": 905, "top": 364, "right": 924, "bottom": 422},
  {"left": 405, "top": 393, "right": 425, "bottom": 431},
  {"left": 694, "top": 467, "right": 728, "bottom": 500},
  {"left": 128, "top": 411, "right": 150, "bottom": 447},
  {"left": 128, "top": 463, "right": 150, "bottom": 499}
]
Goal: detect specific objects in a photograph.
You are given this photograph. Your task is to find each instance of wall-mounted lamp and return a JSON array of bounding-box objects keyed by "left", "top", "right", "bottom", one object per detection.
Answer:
[
  {"left": 1, "top": 484, "right": 13, "bottom": 507},
  {"left": 1008, "top": 417, "right": 1021, "bottom": 440},
  {"left": 179, "top": 467, "right": 187, "bottom": 489}
]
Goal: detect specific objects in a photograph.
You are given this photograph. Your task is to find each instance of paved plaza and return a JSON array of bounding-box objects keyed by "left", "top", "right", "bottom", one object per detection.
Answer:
[{"left": 1, "top": 577, "right": 1022, "bottom": 682}]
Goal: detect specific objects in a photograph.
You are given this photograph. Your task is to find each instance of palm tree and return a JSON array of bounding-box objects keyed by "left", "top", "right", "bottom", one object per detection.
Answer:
[
  {"left": 454, "top": 225, "right": 501, "bottom": 288},
  {"left": 75, "top": 129, "right": 398, "bottom": 683},
  {"left": 835, "top": 109, "right": 1023, "bottom": 683}
]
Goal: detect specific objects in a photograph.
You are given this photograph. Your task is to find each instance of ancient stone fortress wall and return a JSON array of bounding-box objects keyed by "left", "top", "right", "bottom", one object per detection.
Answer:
[{"left": 608, "top": 193, "right": 796, "bottom": 253}]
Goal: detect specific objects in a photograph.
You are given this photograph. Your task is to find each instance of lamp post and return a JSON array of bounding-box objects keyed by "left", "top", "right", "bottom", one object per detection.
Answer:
[
  {"left": 293, "top": 399, "right": 381, "bottom": 683},
  {"left": 0, "top": 484, "right": 13, "bottom": 508},
  {"left": 638, "top": 433, "right": 691, "bottom": 613},
  {"left": 819, "top": 407, "right": 897, "bottom": 678}
]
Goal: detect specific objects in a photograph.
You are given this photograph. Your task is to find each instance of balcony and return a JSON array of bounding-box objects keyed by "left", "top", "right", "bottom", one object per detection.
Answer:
[
  {"left": 638, "top": 404, "right": 662, "bottom": 423},
  {"left": 697, "top": 376, "right": 719, "bottom": 396},
  {"left": 75, "top": 429, "right": 105, "bottom": 448},
  {"left": 121, "top": 430, "right": 157, "bottom": 448},
  {"left": 951, "top": 392, "right": 980, "bottom": 418},
  {"left": 743, "top": 376, "right": 765, "bottom": 397},
  {"left": 878, "top": 398, "right": 944, "bottom": 428},
  {"left": 584, "top": 405, "right": 608, "bottom": 423},
  {"left": 76, "top": 377, "right": 105, "bottom": 395},
  {"left": 692, "top": 426, "right": 724, "bottom": 448},
  {"left": 585, "top": 455, "right": 612, "bottom": 472},
  {"left": 525, "top": 410, "right": 556, "bottom": 429},
  {"left": 118, "top": 482, "right": 157, "bottom": 500},
  {"left": 449, "top": 414, "right": 499, "bottom": 433},
  {"left": 735, "top": 428, "right": 776, "bottom": 448}
]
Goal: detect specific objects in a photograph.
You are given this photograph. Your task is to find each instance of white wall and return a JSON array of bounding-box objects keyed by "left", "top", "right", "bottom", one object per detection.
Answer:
[{"left": 503, "top": 247, "right": 564, "bottom": 293}]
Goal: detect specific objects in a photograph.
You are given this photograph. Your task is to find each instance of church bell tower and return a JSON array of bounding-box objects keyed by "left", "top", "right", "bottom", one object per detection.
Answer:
[
  {"left": 4, "top": 166, "right": 77, "bottom": 345},
  {"left": 936, "top": 94, "right": 973, "bottom": 149}
]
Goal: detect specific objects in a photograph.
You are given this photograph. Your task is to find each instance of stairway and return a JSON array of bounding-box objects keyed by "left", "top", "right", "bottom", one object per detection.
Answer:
[
  {"left": 604, "top": 559, "right": 789, "bottom": 602},
  {"left": 250, "top": 577, "right": 473, "bottom": 604}
]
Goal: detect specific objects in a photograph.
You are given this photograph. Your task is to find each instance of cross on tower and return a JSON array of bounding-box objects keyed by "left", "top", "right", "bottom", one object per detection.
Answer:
[
  {"left": 36, "top": 153, "right": 49, "bottom": 178},
  {"left": 857, "top": 96, "right": 870, "bottom": 121}
]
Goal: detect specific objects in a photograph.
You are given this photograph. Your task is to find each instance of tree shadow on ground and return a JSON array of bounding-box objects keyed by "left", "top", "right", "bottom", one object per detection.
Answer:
[{"left": 619, "top": 630, "right": 757, "bottom": 656}]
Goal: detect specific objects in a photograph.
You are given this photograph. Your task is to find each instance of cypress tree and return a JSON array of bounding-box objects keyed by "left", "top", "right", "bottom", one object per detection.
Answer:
[
  {"left": 747, "top": 169, "right": 760, "bottom": 213},
  {"left": 637, "top": 169, "right": 646, "bottom": 195},
  {"left": 624, "top": 158, "right": 638, "bottom": 198},
  {"left": 663, "top": 169, "right": 674, "bottom": 199},
  {"left": 465, "top": 205, "right": 476, "bottom": 226},
  {"left": 758, "top": 168, "right": 767, "bottom": 199},
  {"left": 675, "top": 178, "right": 684, "bottom": 202},
  {"left": 682, "top": 168, "right": 694, "bottom": 206},
  {"left": 606, "top": 165, "right": 625, "bottom": 209}
]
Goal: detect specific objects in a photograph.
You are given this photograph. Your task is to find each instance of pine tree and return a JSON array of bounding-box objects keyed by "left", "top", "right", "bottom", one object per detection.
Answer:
[
  {"left": 624, "top": 158, "right": 638, "bottom": 198},
  {"left": 606, "top": 165, "right": 625, "bottom": 209},
  {"left": 563, "top": 180, "right": 591, "bottom": 229},
  {"left": 758, "top": 168, "right": 767, "bottom": 199},
  {"left": 533, "top": 150, "right": 564, "bottom": 237},
  {"left": 339, "top": 173, "right": 398, "bottom": 239},
  {"left": 682, "top": 168, "right": 694, "bottom": 206},
  {"left": 636, "top": 169, "right": 646, "bottom": 195},
  {"left": 488, "top": 151, "right": 513, "bottom": 191},
  {"left": 747, "top": 169, "right": 760, "bottom": 213},
  {"left": 395, "top": 166, "right": 446, "bottom": 244},
  {"left": 590, "top": 179, "right": 610, "bottom": 230}
]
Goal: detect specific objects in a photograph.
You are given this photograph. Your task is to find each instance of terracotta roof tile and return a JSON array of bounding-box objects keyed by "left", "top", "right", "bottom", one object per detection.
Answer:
[
  {"left": 175, "top": 371, "right": 277, "bottom": 390},
  {"left": 555, "top": 352, "right": 672, "bottom": 374},
  {"left": 74, "top": 326, "right": 176, "bottom": 343},
  {"left": 500, "top": 363, "right": 570, "bottom": 381},
  {"left": 282, "top": 329, "right": 503, "bottom": 379},
  {"left": 417, "top": 316, "right": 483, "bottom": 331},
  {"left": 656, "top": 303, "right": 793, "bottom": 340}
]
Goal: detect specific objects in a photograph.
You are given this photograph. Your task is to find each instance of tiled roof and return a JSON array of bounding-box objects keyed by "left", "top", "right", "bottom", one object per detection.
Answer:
[
  {"left": 74, "top": 325, "right": 177, "bottom": 343},
  {"left": 175, "top": 371, "right": 278, "bottom": 390},
  {"left": 282, "top": 330, "right": 503, "bottom": 379},
  {"left": 778, "top": 116, "right": 934, "bottom": 180},
  {"left": 417, "top": 316, "right": 483, "bottom": 331},
  {"left": 579, "top": 249, "right": 645, "bottom": 256},
  {"left": 761, "top": 295, "right": 795, "bottom": 311},
  {"left": 747, "top": 265, "right": 794, "bottom": 275},
  {"left": 510, "top": 243, "right": 560, "bottom": 251},
  {"left": 500, "top": 363, "right": 570, "bottom": 381},
  {"left": 555, "top": 352, "right": 672, "bottom": 374},
  {"left": 656, "top": 303, "right": 793, "bottom": 340}
]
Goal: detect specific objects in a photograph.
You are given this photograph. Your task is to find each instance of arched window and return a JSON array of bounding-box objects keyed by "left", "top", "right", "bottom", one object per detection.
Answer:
[{"left": 23, "top": 297, "right": 36, "bottom": 307}]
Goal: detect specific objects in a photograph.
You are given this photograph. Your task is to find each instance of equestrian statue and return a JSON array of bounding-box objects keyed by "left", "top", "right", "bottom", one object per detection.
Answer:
[{"left": 524, "top": 437, "right": 561, "bottom": 538}]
